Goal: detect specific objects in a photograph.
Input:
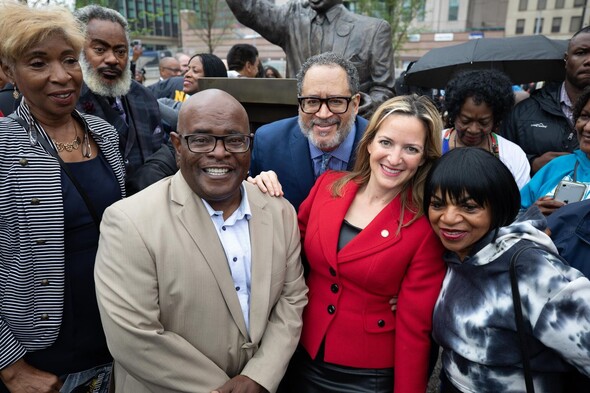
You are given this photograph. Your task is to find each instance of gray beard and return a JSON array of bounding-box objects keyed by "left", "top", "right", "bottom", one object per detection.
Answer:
[
  {"left": 80, "top": 52, "right": 132, "bottom": 98},
  {"left": 298, "top": 114, "right": 356, "bottom": 150}
]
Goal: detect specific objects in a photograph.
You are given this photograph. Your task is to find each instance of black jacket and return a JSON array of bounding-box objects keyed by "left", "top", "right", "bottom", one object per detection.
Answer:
[
  {"left": 0, "top": 83, "right": 19, "bottom": 117},
  {"left": 500, "top": 82, "right": 578, "bottom": 167},
  {"left": 147, "top": 76, "right": 186, "bottom": 101}
]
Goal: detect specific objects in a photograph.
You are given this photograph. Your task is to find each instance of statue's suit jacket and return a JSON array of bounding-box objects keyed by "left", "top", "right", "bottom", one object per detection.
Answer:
[
  {"left": 226, "top": 1, "right": 395, "bottom": 104},
  {"left": 95, "top": 173, "right": 308, "bottom": 393},
  {"left": 250, "top": 115, "right": 369, "bottom": 211}
]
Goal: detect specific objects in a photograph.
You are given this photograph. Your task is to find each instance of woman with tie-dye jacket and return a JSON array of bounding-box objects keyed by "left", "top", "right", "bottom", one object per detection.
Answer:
[{"left": 423, "top": 147, "right": 590, "bottom": 393}]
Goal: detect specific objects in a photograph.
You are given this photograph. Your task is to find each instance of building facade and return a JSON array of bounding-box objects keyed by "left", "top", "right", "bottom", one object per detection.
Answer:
[
  {"left": 398, "top": 0, "right": 508, "bottom": 68},
  {"left": 505, "top": 0, "right": 588, "bottom": 39},
  {"left": 118, "top": 0, "right": 202, "bottom": 49}
]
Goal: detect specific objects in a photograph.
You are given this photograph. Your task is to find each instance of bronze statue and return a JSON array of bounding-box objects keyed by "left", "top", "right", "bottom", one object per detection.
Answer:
[{"left": 226, "top": 0, "right": 395, "bottom": 113}]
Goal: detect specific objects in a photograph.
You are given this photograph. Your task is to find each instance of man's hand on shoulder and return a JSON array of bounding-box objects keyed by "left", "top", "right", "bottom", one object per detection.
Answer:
[{"left": 211, "top": 375, "right": 268, "bottom": 393}]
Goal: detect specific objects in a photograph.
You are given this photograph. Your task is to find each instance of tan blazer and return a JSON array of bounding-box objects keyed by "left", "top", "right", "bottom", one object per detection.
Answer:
[{"left": 95, "top": 172, "right": 308, "bottom": 393}]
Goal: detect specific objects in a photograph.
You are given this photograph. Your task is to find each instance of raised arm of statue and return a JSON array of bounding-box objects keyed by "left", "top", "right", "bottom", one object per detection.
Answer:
[{"left": 225, "top": 0, "right": 291, "bottom": 47}]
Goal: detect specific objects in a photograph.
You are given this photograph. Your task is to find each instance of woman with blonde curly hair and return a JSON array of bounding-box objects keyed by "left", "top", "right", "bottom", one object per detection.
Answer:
[{"left": 0, "top": 2, "right": 124, "bottom": 392}]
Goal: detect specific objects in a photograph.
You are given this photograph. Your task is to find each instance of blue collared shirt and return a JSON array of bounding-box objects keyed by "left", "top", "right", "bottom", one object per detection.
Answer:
[
  {"left": 309, "top": 123, "right": 357, "bottom": 178},
  {"left": 202, "top": 184, "right": 253, "bottom": 331}
]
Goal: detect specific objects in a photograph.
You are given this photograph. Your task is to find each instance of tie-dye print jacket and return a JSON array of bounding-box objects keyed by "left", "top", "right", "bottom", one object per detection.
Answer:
[{"left": 433, "top": 207, "right": 590, "bottom": 393}]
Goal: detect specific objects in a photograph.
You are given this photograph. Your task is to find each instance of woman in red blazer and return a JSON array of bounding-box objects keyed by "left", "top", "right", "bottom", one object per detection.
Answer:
[{"left": 286, "top": 95, "right": 447, "bottom": 393}]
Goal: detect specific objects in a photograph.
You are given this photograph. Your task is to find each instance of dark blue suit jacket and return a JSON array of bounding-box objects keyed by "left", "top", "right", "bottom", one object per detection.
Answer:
[
  {"left": 547, "top": 199, "right": 590, "bottom": 278},
  {"left": 250, "top": 115, "right": 368, "bottom": 211},
  {"left": 76, "top": 80, "right": 165, "bottom": 179}
]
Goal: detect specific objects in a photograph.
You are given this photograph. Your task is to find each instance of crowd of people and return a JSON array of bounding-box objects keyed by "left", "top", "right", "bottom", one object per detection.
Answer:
[{"left": 1, "top": 1, "right": 590, "bottom": 393}]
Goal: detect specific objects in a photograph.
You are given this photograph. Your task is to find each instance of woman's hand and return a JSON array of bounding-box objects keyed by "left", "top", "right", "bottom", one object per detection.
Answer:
[
  {"left": 0, "top": 359, "right": 62, "bottom": 393},
  {"left": 247, "top": 171, "right": 284, "bottom": 197},
  {"left": 534, "top": 196, "right": 565, "bottom": 216}
]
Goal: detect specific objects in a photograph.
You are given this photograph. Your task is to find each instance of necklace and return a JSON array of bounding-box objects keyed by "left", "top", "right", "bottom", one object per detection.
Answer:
[
  {"left": 53, "top": 136, "right": 80, "bottom": 153},
  {"left": 52, "top": 121, "right": 92, "bottom": 158},
  {"left": 52, "top": 121, "right": 80, "bottom": 153}
]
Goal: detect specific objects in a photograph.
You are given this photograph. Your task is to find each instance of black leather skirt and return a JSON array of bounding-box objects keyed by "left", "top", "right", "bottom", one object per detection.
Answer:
[{"left": 278, "top": 347, "right": 393, "bottom": 393}]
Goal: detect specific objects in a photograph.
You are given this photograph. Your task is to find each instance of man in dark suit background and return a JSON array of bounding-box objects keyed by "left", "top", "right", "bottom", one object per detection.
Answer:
[
  {"left": 0, "top": 67, "right": 17, "bottom": 117},
  {"left": 226, "top": 0, "right": 395, "bottom": 113},
  {"left": 74, "top": 5, "right": 169, "bottom": 189},
  {"left": 0, "top": 82, "right": 16, "bottom": 118},
  {"left": 250, "top": 52, "right": 368, "bottom": 211}
]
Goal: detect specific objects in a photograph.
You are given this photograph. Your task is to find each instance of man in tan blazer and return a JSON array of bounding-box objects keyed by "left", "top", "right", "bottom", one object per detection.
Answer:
[{"left": 95, "top": 89, "right": 308, "bottom": 393}]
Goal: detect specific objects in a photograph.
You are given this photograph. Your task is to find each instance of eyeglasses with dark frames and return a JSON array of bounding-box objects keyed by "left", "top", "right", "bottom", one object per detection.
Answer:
[
  {"left": 182, "top": 133, "right": 253, "bottom": 153},
  {"left": 297, "top": 95, "right": 356, "bottom": 114},
  {"left": 161, "top": 66, "right": 182, "bottom": 73}
]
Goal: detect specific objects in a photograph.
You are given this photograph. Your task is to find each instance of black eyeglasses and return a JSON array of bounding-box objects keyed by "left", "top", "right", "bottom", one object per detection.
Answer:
[
  {"left": 182, "top": 134, "right": 253, "bottom": 153},
  {"left": 162, "top": 67, "right": 181, "bottom": 73},
  {"left": 297, "top": 95, "right": 356, "bottom": 114}
]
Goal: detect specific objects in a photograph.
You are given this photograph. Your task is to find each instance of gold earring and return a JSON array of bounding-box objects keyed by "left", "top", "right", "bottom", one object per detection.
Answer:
[{"left": 12, "top": 85, "right": 20, "bottom": 100}]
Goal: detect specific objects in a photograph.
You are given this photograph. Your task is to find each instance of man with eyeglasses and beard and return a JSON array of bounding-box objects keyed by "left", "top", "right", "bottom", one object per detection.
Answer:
[
  {"left": 94, "top": 88, "right": 307, "bottom": 393},
  {"left": 249, "top": 52, "right": 368, "bottom": 211},
  {"left": 74, "top": 5, "right": 168, "bottom": 191}
]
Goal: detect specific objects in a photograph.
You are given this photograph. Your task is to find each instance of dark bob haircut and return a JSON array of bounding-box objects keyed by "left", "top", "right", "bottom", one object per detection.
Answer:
[
  {"left": 423, "top": 147, "right": 520, "bottom": 234},
  {"left": 573, "top": 85, "right": 590, "bottom": 123},
  {"left": 444, "top": 69, "right": 515, "bottom": 129},
  {"left": 189, "top": 53, "right": 228, "bottom": 78}
]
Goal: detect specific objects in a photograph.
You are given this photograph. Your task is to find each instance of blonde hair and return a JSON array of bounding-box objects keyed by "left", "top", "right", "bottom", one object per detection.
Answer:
[
  {"left": 332, "top": 94, "right": 443, "bottom": 228},
  {"left": 0, "top": 1, "right": 85, "bottom": 70}
]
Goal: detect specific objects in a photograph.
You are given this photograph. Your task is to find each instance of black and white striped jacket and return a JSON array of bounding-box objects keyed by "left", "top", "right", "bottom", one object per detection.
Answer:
[{"left": 0, "top": 102, "right": 125, "bottom": 369}]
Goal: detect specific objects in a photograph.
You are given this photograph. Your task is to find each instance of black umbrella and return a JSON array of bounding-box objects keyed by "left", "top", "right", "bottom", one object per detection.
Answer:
[{"left": 404, "top": 35, "right": 568, "bottom": 89}]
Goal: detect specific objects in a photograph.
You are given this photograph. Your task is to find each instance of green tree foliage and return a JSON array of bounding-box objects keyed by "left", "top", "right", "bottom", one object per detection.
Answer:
[
  {"left": 181, "top": 0, "right": 234, "bottom": 53},
  {"left": 352, "top": 0, "right": 425, "bottom": 59},
  {"left": 75, "top": 0, "right": 118, "bottom": 9}
]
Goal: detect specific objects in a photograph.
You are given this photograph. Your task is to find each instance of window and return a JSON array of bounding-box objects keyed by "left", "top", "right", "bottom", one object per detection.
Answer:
[
  {"left": 574, "top": 0, "right": 585, "bottom": 6},
  {"left": 448, "top": 0, "right": 459, "bottom": 21},
  {"left": 552, "top": 17, "right": 562, "bottom": 33},
  {"left": 518, "top": 0, "right": 528, "bottom": 11},
  {"left": 516, "top": 18, "right": 525, "bottom": 34},
  {"left": 417, "top": 1, "right": 426, "bottom": 22},
  {"left": 537, "top": 0, "right": 546, "bottom": 10},
  {"left": 555, "top": 0, "right": 564, "bottom": 9},
  {"left": 570, "top": 16, "right": 582, "bottom": 32},
  {"left": 534, "top": 17, "right": 544, "bottom": 34}
]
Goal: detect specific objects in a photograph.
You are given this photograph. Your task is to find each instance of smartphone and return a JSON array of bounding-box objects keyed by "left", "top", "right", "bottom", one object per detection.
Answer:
[
  {"left": 132, "top": 39, "right": 142, "bottom": 48},
  {"left": 554, "top": 180, "right": 586, "bottom": 204}
]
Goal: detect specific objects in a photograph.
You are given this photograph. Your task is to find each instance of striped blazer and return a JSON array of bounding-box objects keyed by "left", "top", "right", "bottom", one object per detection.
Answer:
[{"left": 0, "top": 102, "right": 125, "bottom": 370}]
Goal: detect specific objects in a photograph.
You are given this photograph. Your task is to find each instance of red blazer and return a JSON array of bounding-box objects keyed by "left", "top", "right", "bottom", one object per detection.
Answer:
[{"left": 298, "top": 172, "right": 446, "bottom": 393}]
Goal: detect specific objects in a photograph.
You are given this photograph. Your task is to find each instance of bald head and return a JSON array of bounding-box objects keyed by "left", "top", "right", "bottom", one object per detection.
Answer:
[
  {"left": 179, "top": 89, "right": 249, "bottom": 129},
  {"left": 175, "top": 52, "right": 191, "bottom": 74},
  {"left": 159, "top": 57, "right": 181, "bottom": 79}
]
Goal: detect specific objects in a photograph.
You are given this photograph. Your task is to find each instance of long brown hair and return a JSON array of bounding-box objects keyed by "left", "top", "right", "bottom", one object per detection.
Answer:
[{"left": 331, "top": 94, "right": 443, "bottom": 228}]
